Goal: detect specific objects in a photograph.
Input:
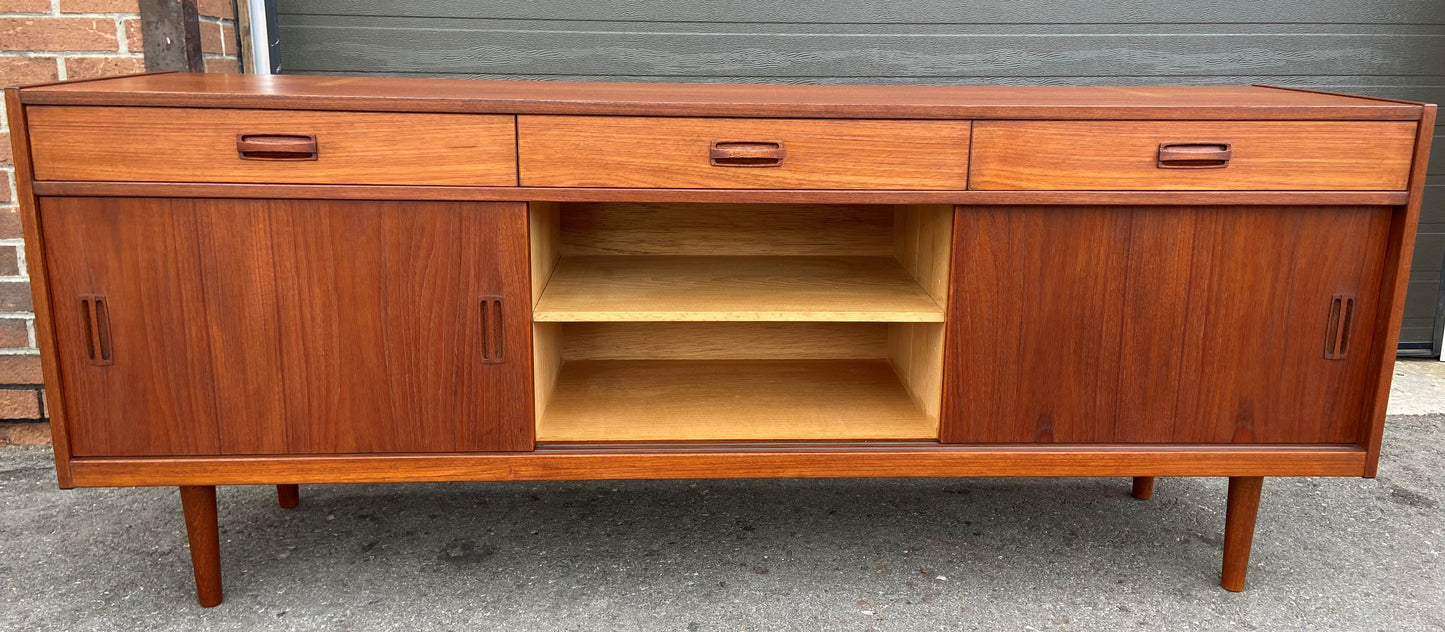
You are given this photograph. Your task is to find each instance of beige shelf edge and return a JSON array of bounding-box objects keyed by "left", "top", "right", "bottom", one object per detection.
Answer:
[
  {"left": 532, "top": 255, "right": 945, "bottom": 322},
  {"left": 537, "top": 359, "right": 939, "bottom": 442}
]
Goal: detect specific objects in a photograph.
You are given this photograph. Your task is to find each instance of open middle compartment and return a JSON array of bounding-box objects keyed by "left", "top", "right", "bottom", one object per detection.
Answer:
[{"left": 529, "top": 202, "right": 953, "bottom": 443}]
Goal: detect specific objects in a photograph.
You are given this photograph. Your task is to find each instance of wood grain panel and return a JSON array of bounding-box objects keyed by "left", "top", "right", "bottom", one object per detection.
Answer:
[
  {"left": 191, "top": 203, "right": 288, "bottom": 454},
  {"left": 559, "top": 203, "right": 893, "bottom": 256},
  {"left": 970, "top": 121, "right": 1417, "bottom": 191},
  {"left": 888, "top": 323, "right": 945, "bottom": 423},
  {"left": 533, "top": 255, "right": 945, "bottom": 322},
  {"left": 529, "top": 202, "right": 564, "bottom": 423},
  {"left": 1174, "top": 207, "right": 1391, "bottom": 444},
  {"left": 893, "top": 205, "right": 954, "bottom": 305},
  {"left": 947, "top": 206, "right": 1130, "bottom": 442},
  {"left": 43, "top": 198, "right": 225, "bottom": 457},
  {"left": 42, "top": 198, "right": 533, "bottom": 456},
  {"left": 1112, "top": 208, "right": 1198, "bottom": 442},
  {"left": 528, "top": 201, "right": 561, "bottom": 307},
  {"left": 560, "top": 322, "right": 889, "bottom": 361},
  {"left": 532, "top": 322, "right": 563, "bottom": 423},
  {"left": 26, "top": 106, "right": 517, "bottom": 185},
  {"left": 519, "top": 116, "right": 970, "bottom": 189},
  {"left": 537, "top": 360, "right": 936, "bottom": 442},
  {"left": 943, "top": 205, "right": 1391, "bottom": 445},
  {"left": 269, "top": 200, "right": 533, "bottom": 453}
]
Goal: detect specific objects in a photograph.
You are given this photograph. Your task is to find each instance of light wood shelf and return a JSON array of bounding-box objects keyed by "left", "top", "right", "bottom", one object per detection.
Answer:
[
  {"left": 532, "top": 255, "right": 945, "bottom": 322},
  {"left": 536, "top": 359, "right": 938, "bottom": 442}
]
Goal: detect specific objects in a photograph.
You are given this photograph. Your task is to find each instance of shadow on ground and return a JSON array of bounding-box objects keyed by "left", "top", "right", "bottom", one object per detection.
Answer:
[{"left": 1, "top": 415, "right": 1441, "bottom": 631}]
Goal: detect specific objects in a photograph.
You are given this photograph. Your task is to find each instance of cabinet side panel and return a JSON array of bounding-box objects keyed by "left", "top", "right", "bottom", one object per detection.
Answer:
[
  {"left": 7, "top": 91, "right": 74, "bottom": 485},
  {"left": 1361, "top": 110, "right": 1435, "bottom": 476}
]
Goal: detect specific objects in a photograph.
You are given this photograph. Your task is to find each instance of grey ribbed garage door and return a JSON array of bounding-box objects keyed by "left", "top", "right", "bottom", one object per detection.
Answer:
[{"left": 274, "top": 0, "right": 1445, "bottom": 354}]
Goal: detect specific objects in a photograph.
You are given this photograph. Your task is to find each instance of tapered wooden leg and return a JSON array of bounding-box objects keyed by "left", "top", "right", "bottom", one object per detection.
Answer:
[
  {"left": 277, "top": 484, "right": 300, "bottom": 509},
  {"left": 1221, "top": 476, "right": 1264, "bottom": 592},
  {"left": 1131, "top": 476, "right": 1155, "bottom": 500},
  {"left": 179, "top": 485, "right": 223, "bottom": 608}
]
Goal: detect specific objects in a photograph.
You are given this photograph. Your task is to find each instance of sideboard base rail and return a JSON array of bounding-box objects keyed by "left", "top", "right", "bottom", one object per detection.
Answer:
[{"left": 66, "top": 445, "right": 1365, "bottom": 487}]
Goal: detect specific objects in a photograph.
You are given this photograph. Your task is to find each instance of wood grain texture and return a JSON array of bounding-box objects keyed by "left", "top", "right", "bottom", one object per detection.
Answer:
[
  {"left": 42, "top": 198, "right": 533, "bottom": 456},
  {"left": 970, "top": 121, "right": 1417, "bottom": 191},
  {"left": 21, "top": 75, "right": 1421, "bottom": 120},
  {"left": 559, "top": 203, "right": 893, "bottom": 256},
  {"left": 889, "top": 323, "right": 945, "bottom": 423},
  {"left": 528, "top": 201, "right": 561, "bottom": 307},
  {"left": 26, "top": 106, "right": 517, "bottom": 185},
  {"left": 531, "top": 322, "right": 563, "bottom": 423},
  {"left": 28, "top": 181, "right": 1414, "bottom": 206},
  {"left": 65, "top": 445, "right": 1366, "bottom": 487},
  {"left": 538, "top": 359, "right": 937, "bottom": 442},
  {"left": 1221, "top": 476, "right": 1264, "bottom": 592},
  {"left": 559, "top": 322, "right": 889, "bottom": 361},
  {"left": 179, "top": 485, "right": 222, "bottom": 607},
  {"left": 533, "top": 255, "right": 945, "bottom": 322},
  {"left": 5, "top": 90, "right": 75, "bottom": 488},
  {"left": 893, "top": 205, "right": 953, "bottom": 305},
  {"left": 43, "top": 198, "right": 223, "bottom": 457},
  {"left": 267, "top": 200, "right": 533, "bottom": 453},
  {"left": 943, "top": 205, "right": 1392, "bottom": 444},
  {"left": 520, "top": 116, "right": 970, "bottom": 189},
  {"left": 1360, "top": 104, "right": 1438, "bottom": 476}
]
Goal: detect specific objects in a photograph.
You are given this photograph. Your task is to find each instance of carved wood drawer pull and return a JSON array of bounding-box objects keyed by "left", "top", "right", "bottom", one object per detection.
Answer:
[
  {"left": 1157, "top": 142, "right": 1232, "bottom": 169},
  {"left": 709, "top": 141, "right": 786, "bottom": 167},
  {"left": 236, "top": 134, "right": 319, "bottom": 161}
]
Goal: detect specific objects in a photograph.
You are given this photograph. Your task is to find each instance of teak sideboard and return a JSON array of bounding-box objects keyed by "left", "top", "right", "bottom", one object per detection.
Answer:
[{"left": 5, "top": 73, "right": 1435, "bottom": 607}]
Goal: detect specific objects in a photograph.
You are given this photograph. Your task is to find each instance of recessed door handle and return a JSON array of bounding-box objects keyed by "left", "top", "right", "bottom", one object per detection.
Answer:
[
  {"left": 237, "top": 134, "right": 319, "bottom": 161},
  {"left": 480, "top": 296, "right": 505, "bottom": 364},
  {"left": 1157, "top": 142, "right": 1232, "bottom": 169},
  {"left": 709, "top": 141, "right": 786, "bottom": 167},
  {"left": 80, "top": 294, "right": 113, "bottom": 366},
  {"left": 1324, "top": 293, "right": 1355, "bottom": 360}
]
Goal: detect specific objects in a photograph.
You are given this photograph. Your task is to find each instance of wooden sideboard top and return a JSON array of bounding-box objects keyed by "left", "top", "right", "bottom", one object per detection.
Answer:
[{"left": 14, "top": 72, "right": 1428, "bottom": 120}]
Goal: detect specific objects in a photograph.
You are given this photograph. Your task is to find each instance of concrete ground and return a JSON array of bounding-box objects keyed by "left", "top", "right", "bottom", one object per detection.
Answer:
[{"left": 1, "top": 363, "right": 1443, "bottom": 631}]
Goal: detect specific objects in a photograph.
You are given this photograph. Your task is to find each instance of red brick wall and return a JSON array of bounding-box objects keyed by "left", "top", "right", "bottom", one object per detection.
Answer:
[{"left": 0, "top": 0, "right": 241, "bottom": 436}]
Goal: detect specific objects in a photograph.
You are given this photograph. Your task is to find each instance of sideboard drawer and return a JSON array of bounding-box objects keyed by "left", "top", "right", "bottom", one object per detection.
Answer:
[
  {"left": 969, "top": 120, "right": 1416, "bottom": 190},
  {"left": 518, "top": 116, "right": 971, "bottom": 189},
  {"left": 26, "top": 106, "right": 518, "bottom": 185}
]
